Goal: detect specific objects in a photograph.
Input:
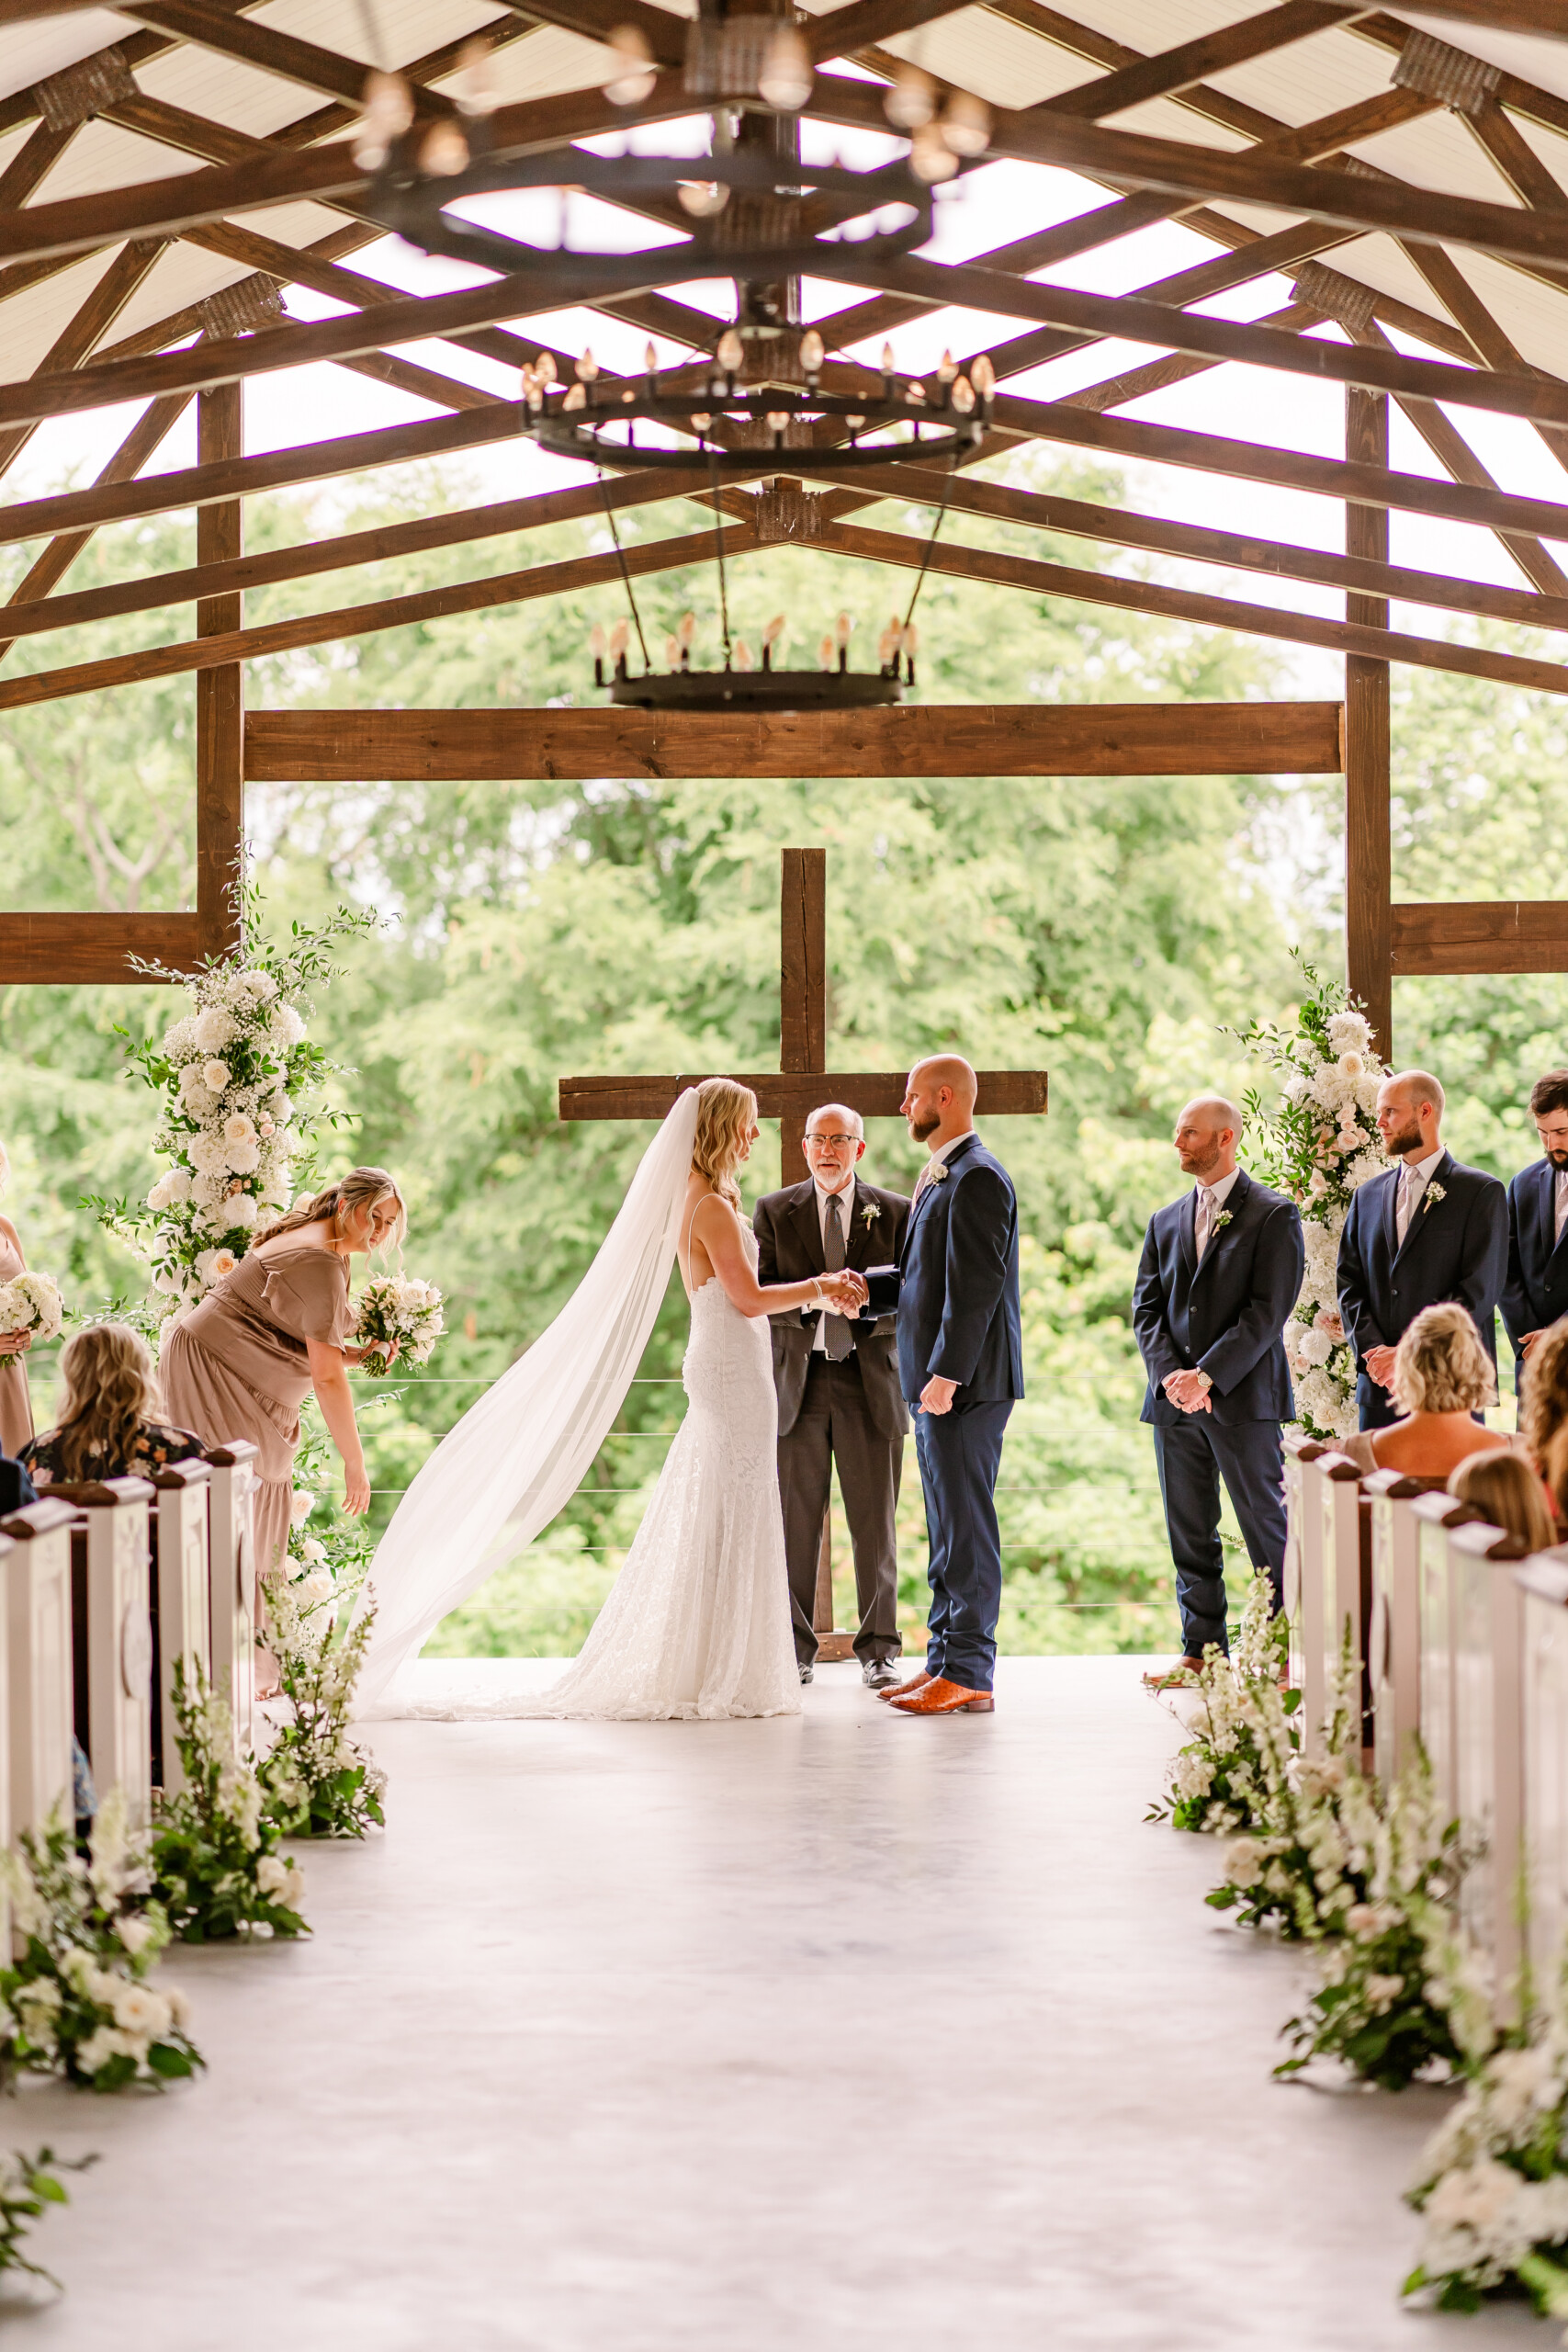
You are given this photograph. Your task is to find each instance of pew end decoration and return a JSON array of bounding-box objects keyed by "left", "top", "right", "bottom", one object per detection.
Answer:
[
  {"left": 1228, "top": 962, "right": 1388, "bottom": 1443},
  {"left": 88, "top": 895, "right": 378, "bottom": 1320},
  {"left": 150, "top": 1662, "right": 308, "bottom": 1942},
  {"left": 260, "top": 1565, "right": 386, "bottom": 1840},
  {"left": 0, "top": 1272, "right": 63, "bottom": 1347},
  {"left": 1148, "top": 1575, "right": 1293, "bottom": 1833},
  {"left": 0, "top": 1793, "right": 201, "bottom": 2093},
  {"left": 0, "top": 2148, "right": 96, "bottom": 2300},
  {"left": 349, "top": 1275, "right": 445, "bottom": 1377},
  {"left": 1404, "top": 2011, "right": 1568, "bottom": 2321}
]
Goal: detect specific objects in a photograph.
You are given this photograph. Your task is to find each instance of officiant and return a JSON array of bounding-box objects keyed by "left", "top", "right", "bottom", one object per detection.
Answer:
[{"left": 755, "top": 1107, "right": 910, "bottom": 1689}]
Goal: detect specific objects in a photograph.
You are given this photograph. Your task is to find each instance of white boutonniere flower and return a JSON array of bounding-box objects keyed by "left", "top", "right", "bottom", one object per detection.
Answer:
[
  {"left": 930, "top": 1161, "right": 950, "bottom": 1183},
  {"left": 1423, "top": 1182, "right": 1446, "bottom": 1215},
  {"left": 860, "top": 1201, "right": 878, "bottom": 1229},
  {"left": 1212, "top": 1209, "right": 1233, "bottom": 1231}
]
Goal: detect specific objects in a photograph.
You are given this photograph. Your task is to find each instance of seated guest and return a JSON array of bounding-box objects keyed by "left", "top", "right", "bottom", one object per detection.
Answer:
[
  {"left": 0, "top": 1446, "right": 36, "bottom": 1516},
  {"left": 20, "top": 1323, "right": 205, "bottom": 1486},
  {"left": 1518, "top": 1317, "right": 1568, "bottom": 1478},
  {"left": 1341, "top": 1303, "right": 1510, "bottom": 1478},
  {"left": 1449, "top": 1448, "right": 1556, "bottom": 1554}
]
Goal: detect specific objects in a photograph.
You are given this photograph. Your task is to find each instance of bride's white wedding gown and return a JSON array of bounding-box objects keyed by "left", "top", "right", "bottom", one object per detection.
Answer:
[{"left": 514, "top": 1225, "right": 802, "bottom": 1720}]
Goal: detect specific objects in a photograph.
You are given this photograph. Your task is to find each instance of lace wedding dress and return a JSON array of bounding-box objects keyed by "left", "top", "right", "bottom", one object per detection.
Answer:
[{"left": 354, "top": 1091, "right": 800, "bottom": 1722}]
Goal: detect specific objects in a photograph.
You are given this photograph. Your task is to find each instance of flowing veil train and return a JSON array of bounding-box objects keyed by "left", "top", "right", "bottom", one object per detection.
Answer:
[{"left": 354, "top": 1091, "right": 702, "bottom": 1717}]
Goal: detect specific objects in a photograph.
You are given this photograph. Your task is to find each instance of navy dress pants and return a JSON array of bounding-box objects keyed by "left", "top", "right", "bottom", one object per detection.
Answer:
[
  {"left": 914, "top": 1397, "right": 1012, "bottom": 1693},
  {"left": 1150, "top": 1415, "right": 1288, "bottom": 1658}
]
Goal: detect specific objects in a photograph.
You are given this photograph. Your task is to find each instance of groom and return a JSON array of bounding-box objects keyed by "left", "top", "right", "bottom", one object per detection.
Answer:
[{"left": 883, "top": 1056, "right": 1023, "bottom": 1716}]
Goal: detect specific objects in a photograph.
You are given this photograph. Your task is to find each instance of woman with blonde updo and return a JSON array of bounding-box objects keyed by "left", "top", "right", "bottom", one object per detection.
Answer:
[
  {"left": 21, "top": 1323, "right": 204, "bottom": 1486},
  {"left": 161, "top": 1167, "right": 406, "bottom": 1581},
  {"left": 1343, "top": 1301, "right": 1510, "bottom": 1479},
  {"left": 0, "top": 1137, "right": 35, "bottom": 1456}
]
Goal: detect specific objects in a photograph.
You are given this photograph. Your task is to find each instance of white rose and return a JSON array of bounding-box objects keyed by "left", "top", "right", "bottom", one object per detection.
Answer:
[
  {"left": 299, "top": 1537, "right": 327, "bottom": 1566},
  {"left": 1337, "top": 1052, "right": 1365, "bottom": 1078},
  {"left": 202, "top": 1059, "right": 231, "bottom": 1092},
  {"left": 193, "top": 1005, "right": 238, "bottom": 1053},
  {"left": 116, "top": 1914, "right": 156, "bottom": 1957},
  {"left": 146, "top": 1171, "right": 184, "bottom": 1213},
  {"left": 112, "top": 1982, "right": 172, "bottom": 2040},
  {"left": 297, "top": 1568, "right": 333, "bottom": 1605},
  {"left": 223, "top": 1112, "right": 257, "bottom": 1148},
  {"left": 291, "top": 1490, "right": 316, "bottom": 1525},
  {"left": 255, "top": 1854, "right": 288, "bottom": 1896},
  {"left": 196, "top": 1247, "right": 239, "bottom": 1288}
]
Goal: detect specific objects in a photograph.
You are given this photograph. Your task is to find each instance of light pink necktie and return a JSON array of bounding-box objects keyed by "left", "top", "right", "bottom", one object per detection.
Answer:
[{"left": 1194, "top": 1188, "right": 1213, "bottom": 1260}]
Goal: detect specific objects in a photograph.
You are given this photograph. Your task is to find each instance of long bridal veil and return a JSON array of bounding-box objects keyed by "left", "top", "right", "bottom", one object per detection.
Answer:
[{"left": 354, "top": 1089, "right": 701, "bottom": 1715}]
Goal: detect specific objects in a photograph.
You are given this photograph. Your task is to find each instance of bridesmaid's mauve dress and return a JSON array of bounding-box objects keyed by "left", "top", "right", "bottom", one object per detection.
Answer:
[
  {"left": 161, "top": 1245, "right": 352, "bottom": 1578},
  {"left": 0, "top": 1230, "right": 35, "bottom": 1459}
]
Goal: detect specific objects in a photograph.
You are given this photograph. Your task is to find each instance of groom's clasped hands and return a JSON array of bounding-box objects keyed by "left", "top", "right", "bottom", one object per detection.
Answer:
[{"left": 817, "top": 1268, "right": 870, "bottom": 1316}]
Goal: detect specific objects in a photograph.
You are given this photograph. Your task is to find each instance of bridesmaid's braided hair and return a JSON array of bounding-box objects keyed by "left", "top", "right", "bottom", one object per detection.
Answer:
[
  {"left": 253, "top": 1166, "right": 406, "bottom": 1250},
  {"left": 691, "top": 1080, "right": 757, "bottom": 1211}
]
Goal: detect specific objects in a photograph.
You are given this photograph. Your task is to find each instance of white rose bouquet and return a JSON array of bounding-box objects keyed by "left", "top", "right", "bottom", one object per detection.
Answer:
[
  {"left": 0, "top": 1270, "right": 62, "bottom": 1343},
  {"left": 349, "top": 1274, "right": 445, "bottom": 1377}
]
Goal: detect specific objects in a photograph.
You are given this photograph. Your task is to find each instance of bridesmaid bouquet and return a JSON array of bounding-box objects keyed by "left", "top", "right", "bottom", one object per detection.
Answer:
[
  {"left": 350, "top": 1274, "right": 445, "bottom": 1376},
  {"left": 0, "top": 1271, "right": 63, "bottom": 1344}
]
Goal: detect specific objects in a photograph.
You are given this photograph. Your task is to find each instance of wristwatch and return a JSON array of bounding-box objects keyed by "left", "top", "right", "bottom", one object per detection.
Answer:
[{"left": 1193, "top": 1369, "right": 1213, "bottom": 1394}]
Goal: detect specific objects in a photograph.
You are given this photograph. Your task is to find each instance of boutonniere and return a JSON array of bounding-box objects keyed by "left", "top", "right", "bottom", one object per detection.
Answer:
[
  {"left": 860, "top": 1201, "right": 878, "bottom": 1229},
  {"left": 930, "top": 1161, "right": 951, "bottom": 1183},
  {"left": 1423, "top": 1182, "right": 1446, "bottom": 1215},
  {"left": 1212, "top": 1209, "right": 1233, "bottom": 1231}
]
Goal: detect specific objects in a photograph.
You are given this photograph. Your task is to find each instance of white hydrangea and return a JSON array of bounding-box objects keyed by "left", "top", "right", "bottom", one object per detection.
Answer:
[
  {"left": 225, "top": 1137, "right": 261, "bottom": 1176},
  {"left": 226, "top": 1193, "right": 258, "bottom": 1229},
  {"left": 193, "top": 1005, "right": 239, "bottom": 1054},
  {"left": 162, "top": 1016, "right": 199, "bottom": 1061},
  {"left": 187, "top": 1131, "right": 231, "bottom": 1179},
  {"left": 267, "top": 1003, "right": 306, "bottom": 1051}
]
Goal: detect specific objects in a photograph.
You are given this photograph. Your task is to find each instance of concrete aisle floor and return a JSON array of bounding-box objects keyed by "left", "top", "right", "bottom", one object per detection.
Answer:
[{"left": 1, "top": 1656, "right": 1541, "bottom": 2352}]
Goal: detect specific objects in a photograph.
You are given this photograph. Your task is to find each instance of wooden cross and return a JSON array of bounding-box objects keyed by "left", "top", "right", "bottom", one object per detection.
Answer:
[{"left": 559, "top": 847, "right": 1049, "bottom": 1658}]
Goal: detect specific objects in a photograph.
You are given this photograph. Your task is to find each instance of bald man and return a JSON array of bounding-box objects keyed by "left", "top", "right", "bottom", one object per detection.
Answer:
[
  {"left": 754, "top": 1102, "right": 911, "bottom": 1687},
  {"left": 882, "top": 1056, "right": 1023, "bottom": 1716},
  {"left": 1134, "top": 1095, "right": 1303, "bottom": 1671},
  {"left": 1337, "top": 1069, "right": 1507, "bottom": 1431}
]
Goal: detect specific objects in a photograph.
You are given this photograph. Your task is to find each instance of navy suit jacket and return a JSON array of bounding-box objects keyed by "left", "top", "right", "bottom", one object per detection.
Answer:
[
  {"left": 896, "top": 1133, "right": 1023, "bottom": 1407},
  {"left": 0, "top": 1453, "right": 37, "bottom": 1517},
  {"left": 1133, "top": 1168, "right": 1303, "bottom": 1427},
  {"left": 1502, "top": 1157, "right": 1568, "bottom": 1355},
  {"left": 1337, "top": 1148, "right": 1508, "bottom": 1372}
]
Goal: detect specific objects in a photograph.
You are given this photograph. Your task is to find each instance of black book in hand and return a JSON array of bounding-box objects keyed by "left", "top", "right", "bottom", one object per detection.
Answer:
[{"left": 857, "top": 1265, "right": 902, "bottom": 1323}]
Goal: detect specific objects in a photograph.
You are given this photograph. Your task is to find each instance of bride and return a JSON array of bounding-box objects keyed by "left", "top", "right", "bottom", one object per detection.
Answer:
[{"left": 354, "top": 1079, "right": 867, "bottom": 1720}]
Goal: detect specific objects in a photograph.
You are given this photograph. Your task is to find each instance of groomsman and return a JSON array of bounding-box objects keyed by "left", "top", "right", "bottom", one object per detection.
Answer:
[
  {"left": 1501, "top": 1069, "right": 1568, "bottom": 1387},
  {"left": 1134, "top": 1095, "right": 1303, "bottom": 1673},
  {"left": 754, "top": 1107, "right": 910, "bottom": 1688},
  {"left": 1337, "top": 1069, "right": 1508, "bottom": 1431}
]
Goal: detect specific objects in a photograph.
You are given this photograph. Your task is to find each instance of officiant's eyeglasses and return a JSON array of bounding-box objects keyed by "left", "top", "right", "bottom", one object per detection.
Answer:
[{"left": 806, "top": 1132, "right": 859, "bottom": 1150}]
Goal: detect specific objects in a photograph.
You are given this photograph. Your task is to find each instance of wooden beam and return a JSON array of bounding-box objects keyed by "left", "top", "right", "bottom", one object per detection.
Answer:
[
  {"left": 1042, "top": 4, "right": 1371, "bottom": 119},
  {"left": 0, "top": 119, "right": 77, "bottom": 209},
  {"left": 501, "top": 0, "right": 687, "bottom": 66},
  {"left": 1391, "top": 903, "right": 1568, "bottom": 976},
  {"left": 195, "top": 379, "right": 243, "bottom": 961},
  {"left": 0, "top": 238, "right": 167, "bottom": 481},
  {"left": 807, "top": 0, "right": 966, "bottom": 62},
  {"left": 0, "top": 912, "right": 201, "bottom": 985},
  {"left": 1345, "top": 387, "right": 1392, "bottom": 1062},
  {"left": 559, "top": 1071, "right": 1049, "bottom": 1120},
  {"left": 242, "top": 703, "right": 1346, "bottom": 783},
  {"left": 816, "top": 520, "right": 1568, "bottom": 698},
  {"left": 779, "top": 846, "right": 826, "bottom": 1183},
  {"left": 0, "top": 528, "right": 752, "bottom": 714},
  {"left": 118, "top": 0, "right": 451, "bottom": 112}
]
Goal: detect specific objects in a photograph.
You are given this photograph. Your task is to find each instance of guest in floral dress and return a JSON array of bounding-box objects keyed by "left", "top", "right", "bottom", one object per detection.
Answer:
[
  {"left": 20, "top": 1323, "right": 205, "bottom": 1487},
  {"left": 0, "top": 1137, "right": 36, "bottom": 1458}
]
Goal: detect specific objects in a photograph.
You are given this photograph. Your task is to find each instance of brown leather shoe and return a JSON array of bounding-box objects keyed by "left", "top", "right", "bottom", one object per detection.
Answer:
[
  {"left": 887, "top": 1675, "right": 995, "bottom": 1714},
  {"left": 1142, "top": 1657, "right": 1203, "bottom": 1689},
  {"left": 878, "top": 1668, "right": 933, "bottom": 1702}
]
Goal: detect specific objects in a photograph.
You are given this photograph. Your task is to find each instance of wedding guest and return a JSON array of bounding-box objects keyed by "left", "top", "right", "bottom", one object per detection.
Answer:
[
  {"left": 1133, "top": 1095, "right": 1303, "bottom": 1679},
  {"left": 0, "top": 1137, "right": 35, "bottom": 1457},
  {"left": 162, "top": 1167, "right": 405, "bottom": 1582},
  {"left": 1519, "top": 1318, "right": 1568, "bottom": 1482},
  {"left": 1448, "top": 1447, "right": 1555, "bottom": 1555},
  {"left": 1337, "top": 1071, "right": 1507, "bottom": 1432},
  {"left": 754, "top": 1104, "right": 910, "bottom": 1688},
  {"left": 1501, "top": 1071, "right": 1568, "bottom": 1396},
  {"left": 19, "top": 1322, "right": 204, "bottom": 1484},
  {"left": 1340, "top": 1303, "right": 1508, "bottom": 1479},
  {"left": 0, "top": 1444, "right": 36, "bottom": 1517}
]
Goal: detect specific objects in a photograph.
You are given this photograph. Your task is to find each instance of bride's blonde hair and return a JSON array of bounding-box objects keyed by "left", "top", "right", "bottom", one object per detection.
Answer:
[{"left": 691, "top": 1079, "right": 757, "bottom": 1209}]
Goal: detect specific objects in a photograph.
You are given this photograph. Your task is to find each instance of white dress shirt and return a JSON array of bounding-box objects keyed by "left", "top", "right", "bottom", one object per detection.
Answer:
[
  {"left": 810, "top": 1178, "right": 856, "bottom": 1352},
  {"left": 914, "top": 1131, "right": 974, "bottom": 1201},
  {"left": 1193, "top": 1165, "right": 1240, "bottom": 1260},
  {"left": 1395, "top": 1145, "right": 1444, "bottom": 1246}
]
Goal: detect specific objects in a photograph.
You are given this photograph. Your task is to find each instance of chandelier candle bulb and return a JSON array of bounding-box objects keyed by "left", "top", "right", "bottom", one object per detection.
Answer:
[
  {"left": 419, "top": 120, "right": 470, "bottom": 177},
  {"left": 799, "top": 329, "right": 825, "bottom": 378},
  {"left": 604, "top": 27, "right": 656, "bottom": 106},
  {"left": 590, "top": 623, "right": 606, "bottom": 686},
  {"left": 766, "top": 411, "right": 789, "bottom": 438},
  {"left": 909, "top": 124, "right": 959, "bottom": 183},
  {"left": 970, "top": 353, "right": 996, "bottom": 402},
  {"left": 937, "top": 350, "right": 957, "bottom": 383},
  {"left": 563, "top": 382, "right": 586, "bottom": 411},
  {"left": 353, "top": 68, "right": 413, "bottom": 169},
  {"left": 886, "top": 63, "right": 936, "bottom": 129},
  {"left": 575, "top": 348, "right": 599, "bottom": 383},
  {"left": 758, "top": 27, "right": 813, "bottom": 112},
  {"left": 716, "top": 328, "right": 744, "bottom": 377},
  {"left": 941, "top": 92, "right": 991, "bottom": 157},
  {"left": 453, "top": 38, "right": 501, "bottom": 117},
  {"left": 535, "top": 353, "right": 557, "bottom": 385},
  {"left": 951, "top": 375, "right": 976, "bottom": 414}
]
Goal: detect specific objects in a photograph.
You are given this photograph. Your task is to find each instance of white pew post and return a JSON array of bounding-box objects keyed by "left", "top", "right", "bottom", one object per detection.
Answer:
[
  {"left": 1412, "top": 1491, "right": 1484, "bottom": 1826},
  {"left": 61, "top": 1478, "right": 155, "bottom": 1830},
  {"left": 1309, "top": 1452, "right": 1365, "bottom": 1754},
  {"left": 0, "top": 1532, "right": 11, "bottom": 1952},
  {"left": 151, "top": 1462, "right": 212, "bottom": 1799},
  {"left": 1281, "top": 1433, "right": 1326, "bottom": 1704},
  {"left": 0, "top": 1497, "right": 77, "bottom": 1834},
  {"left": 1362, "top": 1470, "right": 1429, "bottom": 1786},
  {"left": 1517, "top": 1553, "right": 1568, "bottom": 2010},
  {"left": 1449, "top": 1518, "right": 1533, "bottom": 2022},
  {"left": 204, "top": 1442, "right": 258, "bottom": 1757}
]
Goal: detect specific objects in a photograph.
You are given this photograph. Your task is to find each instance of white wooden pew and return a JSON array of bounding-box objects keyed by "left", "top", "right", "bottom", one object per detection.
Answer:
[
  {"left": 204, "top": 1441, "right": 258, "bottom": 1757},
  {"left": 1517, "top": 1553, "right": 1568, "bottom": 2007},
  {"left": 150, "top": 1461, "right": 212, "bottom": 1798},
  {"left": 0, "top": 1496, "right": 76, "bottom": 1833},
  {"left": 57, "top": 1478, "right": 154, "bottom": 1829},
  {"left": 1413, "top": 1490, "right": 1485, "bottom": 1826},
  {"left": 1448, "top": 1517, "right": 1533, "bottom": 2020},
  {"left": 1282, "top": 1431, "right": 1327, "bottom": 1706},
  {"left": 1362, "top": 1469, "right": 1434, "bottom": 1785}
]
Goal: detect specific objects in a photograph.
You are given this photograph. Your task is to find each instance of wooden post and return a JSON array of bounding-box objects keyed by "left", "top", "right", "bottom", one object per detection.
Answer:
[
  {"left": 779, "top": 846, "right": 826, "bottom": 1184},
  {"left": 66, "top": 1478, "right": 155, "bottom": 1829},
  {"left": 196, "top": 379, "right": 243, "bottom": 960},
  {"left": 205, "top": 1442, "right": 259, "bottom": 1756},
  {"left": 0, "top": 1498, "right": 76, "bottom": 1833},
  {"left": 1345, "top": 386, "right": 1393, "bottom": 1064},
  {"left": 152, "top": 1463, "right": 212, "bottom": 1797}
]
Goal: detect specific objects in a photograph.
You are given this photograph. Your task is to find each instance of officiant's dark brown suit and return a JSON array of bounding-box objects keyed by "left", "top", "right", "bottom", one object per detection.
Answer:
[{"left": 754, "top": 1173, "right": 910, "bottom": 1673}]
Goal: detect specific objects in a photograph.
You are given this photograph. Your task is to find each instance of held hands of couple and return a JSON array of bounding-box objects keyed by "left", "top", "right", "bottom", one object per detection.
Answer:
[{"left": 815, "top": 1270, "right": 869, "bottom": 1315}]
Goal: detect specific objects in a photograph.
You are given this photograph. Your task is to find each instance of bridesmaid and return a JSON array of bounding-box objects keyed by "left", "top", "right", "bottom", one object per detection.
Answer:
[
  {"left": 0, "top": 1137, "right": 35, "bottom": 1459},
  {"left": 162, "top": 1165, "right": 406, "bottom": 1583}
]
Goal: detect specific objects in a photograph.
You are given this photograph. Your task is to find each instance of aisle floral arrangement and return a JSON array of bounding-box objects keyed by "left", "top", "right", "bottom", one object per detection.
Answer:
[
  {"left": 91, "top": 894, "right": 376, "bottom": 1320},
  {"left": 0, "top": 2148, "right": 96, "bottom": 2296},
  {"left": 1148, "top": 1574, "right": 1294, "bottom": 1834},
  {"left": 1228, "top": 960, "right": 1389, "bottom": 1442},
  {"left": 0, "top": 1794, "right": 201, "bottom": 2092},
  {"left": 1405, "top": 2011, "right": 1568, "bottom": 2321},
  {"left": 0, "top": 1269, "right": 63, "bottom": 1345},
  {"left": 261, "top": 1562, "right": 387, "bottom": 1839},
  {"left": 151, "top": 1663, "right": 309, "bottom": 1940}
]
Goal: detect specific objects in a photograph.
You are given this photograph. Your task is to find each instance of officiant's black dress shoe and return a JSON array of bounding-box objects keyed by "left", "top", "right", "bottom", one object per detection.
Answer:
[
  {"left": 863, "top": 1658, "right": 901, "bottom": 1690},
  {"left": 798, "top": 1662, "right": 815, "bottom": 1685}
]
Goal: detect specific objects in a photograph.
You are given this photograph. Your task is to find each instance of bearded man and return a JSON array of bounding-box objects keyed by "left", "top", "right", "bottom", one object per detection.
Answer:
[
  {"left": 1337, "top": 1069, "right": 1508, "bottom": 1431},
  {"left": 1501, "top": 1070, "right": 1568, "bottom": 1394}
]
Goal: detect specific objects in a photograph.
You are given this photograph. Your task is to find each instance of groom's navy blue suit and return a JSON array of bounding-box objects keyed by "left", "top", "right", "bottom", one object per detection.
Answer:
[
  {"left": 1502, "top": 1156, "right": 1568, "bottom": 1385},
  {"left": 1134, "top": 1170, "right": 1303, "bottom": 1657},
  {"left": 897, "top": 1132, "right": 1023, "bottom": 1694}
]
